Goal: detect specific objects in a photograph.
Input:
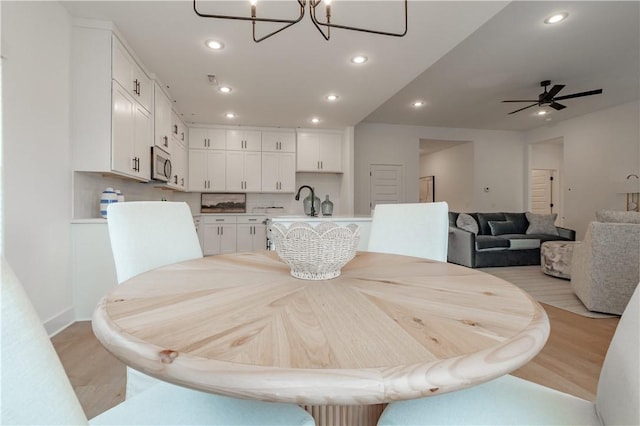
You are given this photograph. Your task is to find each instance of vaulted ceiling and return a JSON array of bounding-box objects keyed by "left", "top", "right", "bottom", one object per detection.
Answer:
[{"left": 62, "top": 1, "right": 640, "bottom": 131}]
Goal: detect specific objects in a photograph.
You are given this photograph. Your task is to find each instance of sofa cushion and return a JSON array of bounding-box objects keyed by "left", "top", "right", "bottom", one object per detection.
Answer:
[
  {"left": 476, "top": 213, "right": 506, "bottom": 235},
  {"left": 457, "top": 213, "right": 479, "bottom": 234},
  {"left": 525, "top": 212, "right": 559, "bottom": 236},
  {"left": 504, "top": 212, "right": 529, "bottom": 234},
  {"left": 475, "top": 236, "right": 510, "bottom": 250},
  {"left": 595, "top": 210, "right": 640, "bottom": 224},
  {"left": 488, "top": 220, "right": 517, "bottom": 236}
]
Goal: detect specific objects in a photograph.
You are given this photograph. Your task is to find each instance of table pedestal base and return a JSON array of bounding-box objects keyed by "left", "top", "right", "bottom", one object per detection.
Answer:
[{"left": 303, "top": 404, "right": 386, "bottom": 426}]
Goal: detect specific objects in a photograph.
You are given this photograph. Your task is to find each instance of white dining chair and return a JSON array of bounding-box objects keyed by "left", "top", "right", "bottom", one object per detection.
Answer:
[
  {"left": 367, "top": 202, "right": 449, "bottom": 261},
  {"left": 1, "top": 258, "right": 315, "bottom": 426},
  {"left": 106, "top": 201, "right": 205, "bottom": 397},
  {"left": 377, "top": 284, "right": 640, "bottom": 426},
  {"left": 107, "top": 201, "right": 203, "bottom": 283}
]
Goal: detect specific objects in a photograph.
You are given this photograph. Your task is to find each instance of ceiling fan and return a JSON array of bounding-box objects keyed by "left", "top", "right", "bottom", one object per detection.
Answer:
[{"left": 502, "top": 80, "right": 603, "bottom": 115}]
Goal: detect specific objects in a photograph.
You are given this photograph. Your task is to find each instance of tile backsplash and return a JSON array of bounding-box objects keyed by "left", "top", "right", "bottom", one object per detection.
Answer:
[{"left": 73, "top": 172, "right": 343, "bottom": 219}]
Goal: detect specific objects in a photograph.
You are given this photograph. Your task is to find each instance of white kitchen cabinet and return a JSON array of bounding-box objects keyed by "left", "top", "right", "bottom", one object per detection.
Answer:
[
  {"left": 111, "top": 82, "right": 151, "bottom": 180},
  {"left": 189, "top": 127, "right": 226, "bottom": 150},
  {"left": 169, "top": 140, "right": 187, "bottom": 189},
  {"left": 296, "top": 131, "right": 343, "bottom": 172},
  {"left": 262, "top": 131, "right": 296, "bottom": 152},
  {"left": 71, "top": 221, "right": 118, "bottom": 320},
  {"left": 237, "top": 216, "right": 267, "bottom": 252},
  {"left": 226, "top": 129, "right": 262, "bottom": 151},
  {"left": 226, "top": 151, "right": 262, "bottom": 192},
  {"left": 112, "top": 36, "right": 152, "bottom": 113},
  {"left": 170, "top": 111, "right": 188, "bottom": 190},
  {"left": 171, "top": 110, "right": 187, "bottom": 146},
  {"left": 71, "top": 25, "right": 153, "bottom": 182},
  {"left": 203, "top": 216, "right": 237, "bottom": 255},
  {"left": 189, "top": 149, "right": 226, "bottom": 191},
  {"left": 261, "top": 152, "right": 296, "bottom": 193},
  {"left": 154, "top": 82, "right": 172, "bottom": 153}
]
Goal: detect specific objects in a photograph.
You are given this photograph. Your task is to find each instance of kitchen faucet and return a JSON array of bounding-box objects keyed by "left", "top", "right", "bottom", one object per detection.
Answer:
[{"left": 295, "top": 185, "right": 316, "bottom": 217}]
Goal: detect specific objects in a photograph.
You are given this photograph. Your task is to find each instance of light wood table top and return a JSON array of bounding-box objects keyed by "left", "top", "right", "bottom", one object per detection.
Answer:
[{"left": 93, "top": 251, "right": 549, "bottom": 424}]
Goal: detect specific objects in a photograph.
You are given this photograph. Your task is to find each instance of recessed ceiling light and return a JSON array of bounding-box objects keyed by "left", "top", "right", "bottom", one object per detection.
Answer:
[
  {"left": 205, "top": 39, "right": 224, "bottom": 50},
  {"left": 225, "top": 112, "right": 237, "bottom": 119},
  {"left": 219, "top": 86, "right": 232, "bottom": 93},
  {"left": 311, "top": 117, "right": 320, "bottom": 124},
  {"left": 544, "top": 12, "right": 568, "bottom": 24},
  {"left": 351, "top": 55, "right": 368, "bottom": 64},
  {"left": 326, "top": 94, "right": 339, "bottom": 101},
  {"left": 412, "top": 100, "right": 425, "bottom": 107},
  {"left": 537, "top": 110, "right": 548, "bottom": 116}
]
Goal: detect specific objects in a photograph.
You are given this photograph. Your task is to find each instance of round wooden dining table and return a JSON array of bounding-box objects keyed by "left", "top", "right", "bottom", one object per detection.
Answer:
[{"left": 93, "top": 251, "right": 549, "bottom": 426}]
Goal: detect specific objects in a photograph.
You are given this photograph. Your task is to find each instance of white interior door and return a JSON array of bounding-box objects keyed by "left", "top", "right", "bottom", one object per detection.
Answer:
[
  {"left": 370, "top": 164, "right": 403, "bottom": 211},
  {"left": 531, "top": 169, "right": 555, "bottom": 216}
]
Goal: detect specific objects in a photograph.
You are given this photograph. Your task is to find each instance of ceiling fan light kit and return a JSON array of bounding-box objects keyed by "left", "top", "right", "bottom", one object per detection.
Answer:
[
  {"left": 502, "top": 80, "right": 603, "bottom": 115},
  {"left": 193, "top": 0, "right": 408, "bottom": 43}
]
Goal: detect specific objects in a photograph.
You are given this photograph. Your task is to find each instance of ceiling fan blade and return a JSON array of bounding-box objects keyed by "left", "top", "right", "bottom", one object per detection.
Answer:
[
  {"left": 554, "top": 89, "right": 603, "bottom": 101},
  {"left": 541, "top": 84, "right": 565, "bottom": 102},
  {"left": 550, "top": 102, "right": 566, "bottom": 111},
  {"left": 508, "top": 103, "right": 537, "bottom": 115},
  {"left": 502, "top": 100, "right": 539, "bottom": 103}
]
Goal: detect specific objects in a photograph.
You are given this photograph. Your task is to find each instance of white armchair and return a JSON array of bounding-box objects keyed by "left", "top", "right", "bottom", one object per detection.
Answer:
[
  {"left": 571, "top": 210, "right": 640, "bottom": 314},
  {"left": 1, "top": 258, "right": 315, "bottom": 425}
]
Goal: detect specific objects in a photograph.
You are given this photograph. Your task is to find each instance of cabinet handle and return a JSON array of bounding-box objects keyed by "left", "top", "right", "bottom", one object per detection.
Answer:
[
  {"left": 320, "top": 161, "right": 323, "bottom": 169},
  {"left": 173, "top": 124, "right": 178, "bottom": 135},
  {"left": 163, "top": 136, "right": 168, "bottom": 147},
  {"left": 181, "top": 177, "right": 184, "bottom": 186},
  {"left": 174, "top": 175, "right": 178, "bottom": 184},
  {"left": 221, "top": 227, "right": 224, "bottom": 236},
  {"left": 181, "top": 132, "right": 185, "bottom": 141},
  {"left": 137, "top": 80, "right": 141, "bottom": 96},
  {"left": 133, "top": 79, "right": 138, "bottom": 95}
]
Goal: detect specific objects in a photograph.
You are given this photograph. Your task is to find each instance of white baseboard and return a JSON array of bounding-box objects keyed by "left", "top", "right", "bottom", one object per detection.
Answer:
[{"left": 45, "top": 307, "right": 76, "bottom": 337}]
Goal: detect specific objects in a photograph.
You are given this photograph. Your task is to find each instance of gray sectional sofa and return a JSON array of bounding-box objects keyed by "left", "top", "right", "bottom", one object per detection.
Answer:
[{"left": 448, "top": 211, "right": 576, "bottom": 268}]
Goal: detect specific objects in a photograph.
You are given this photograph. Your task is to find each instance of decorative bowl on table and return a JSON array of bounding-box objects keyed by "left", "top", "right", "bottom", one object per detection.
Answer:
[{"left": 271, "top": 222, "right": 360, "bottom": 280}]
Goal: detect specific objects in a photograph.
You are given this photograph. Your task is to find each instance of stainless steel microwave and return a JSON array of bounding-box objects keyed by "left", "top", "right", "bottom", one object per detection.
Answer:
[{"left": 151, "top": 146, "right": 172, "bottom": 182}]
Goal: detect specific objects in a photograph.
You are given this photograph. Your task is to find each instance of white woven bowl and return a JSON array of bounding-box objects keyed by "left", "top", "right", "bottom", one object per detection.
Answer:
[{"left": 271, "top": 222, "right": 360, "bottom": 280}]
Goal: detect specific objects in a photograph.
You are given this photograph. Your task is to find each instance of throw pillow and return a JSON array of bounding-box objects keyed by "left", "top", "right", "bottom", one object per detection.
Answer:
[
  {"left": 525, "top": 212, "right": 559, "bottom": 236},
  {"left": 488, "top": 220, "right": 517, "bottom": 236},
  {"left": 595, "top": 210, "right": 640, "bottom": 224},
  {"left": 456, "top": 213, "right": 479, "bottom": 235},
  {"left": 504, "top": 212, "right": 529, "bottom": 234}
]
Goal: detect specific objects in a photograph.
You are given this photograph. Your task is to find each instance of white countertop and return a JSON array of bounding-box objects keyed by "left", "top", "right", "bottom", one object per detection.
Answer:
[{"left": 269, "top": 215, "right": 372, "bottom": 221}]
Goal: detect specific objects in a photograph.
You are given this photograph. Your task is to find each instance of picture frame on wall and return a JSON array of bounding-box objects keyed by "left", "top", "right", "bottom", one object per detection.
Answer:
[
  {"left": 201, "top": 193, "right": 247, "bottom": 213},
  {"left": 419, "top": 176, "right": 435, "bottom": 203}
]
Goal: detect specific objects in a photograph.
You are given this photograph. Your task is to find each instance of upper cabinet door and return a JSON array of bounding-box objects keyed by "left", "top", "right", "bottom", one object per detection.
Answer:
[
  {"left": 296, "top": 131, "right": 343, "bottom": 172},
  {"left": 112, "top": 37, "right": 151, "bottom": 112},
  {"left": 189, "top": 128, "right": 226, "bottom": 150},
  {"left": 154, "top": 83, "right": 172, "bottom": 153},
  {"left": 226, "top": 129, "right": 261, "bottom": 151},
  {"left": 262, "top": 131, "right": 296, "bottom": 152}
]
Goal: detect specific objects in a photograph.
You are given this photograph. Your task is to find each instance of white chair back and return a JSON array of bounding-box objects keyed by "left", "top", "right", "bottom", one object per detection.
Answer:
[
  {"left": 107, "top": 201, "right": 203, "bottom": 284},
  {"left": 367, "top": 202, "right": 449, "bottom": 261},
  {"left": 596, "top": 284, "right": 640, "bottom": 425},
  {"left": 1, "top": 258, "right": 90, "bottom": 425}
]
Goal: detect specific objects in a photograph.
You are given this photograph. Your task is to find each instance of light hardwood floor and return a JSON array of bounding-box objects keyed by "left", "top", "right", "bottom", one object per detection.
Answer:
[{"left": 52, "top": 303, "right": 619, "bottom": 420}]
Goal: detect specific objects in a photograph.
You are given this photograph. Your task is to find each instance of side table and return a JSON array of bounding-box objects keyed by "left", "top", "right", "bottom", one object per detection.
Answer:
[{"left": 541, "top": 240, "right": 580, "bottom": 279}]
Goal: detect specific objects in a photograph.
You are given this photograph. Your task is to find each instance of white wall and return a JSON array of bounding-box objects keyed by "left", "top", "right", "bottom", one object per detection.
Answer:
[
  {"left": 525, "top": 101, "right": 640, "bottom": 238},
  {"left": 2, "top": 1, "right": 74, "bottom": 334},
  {"left": 354, "top": 122, "right": 526, "bottom": 215},
  {"left": 420, "top": 142, "right": 473, "bottom": 212}
]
